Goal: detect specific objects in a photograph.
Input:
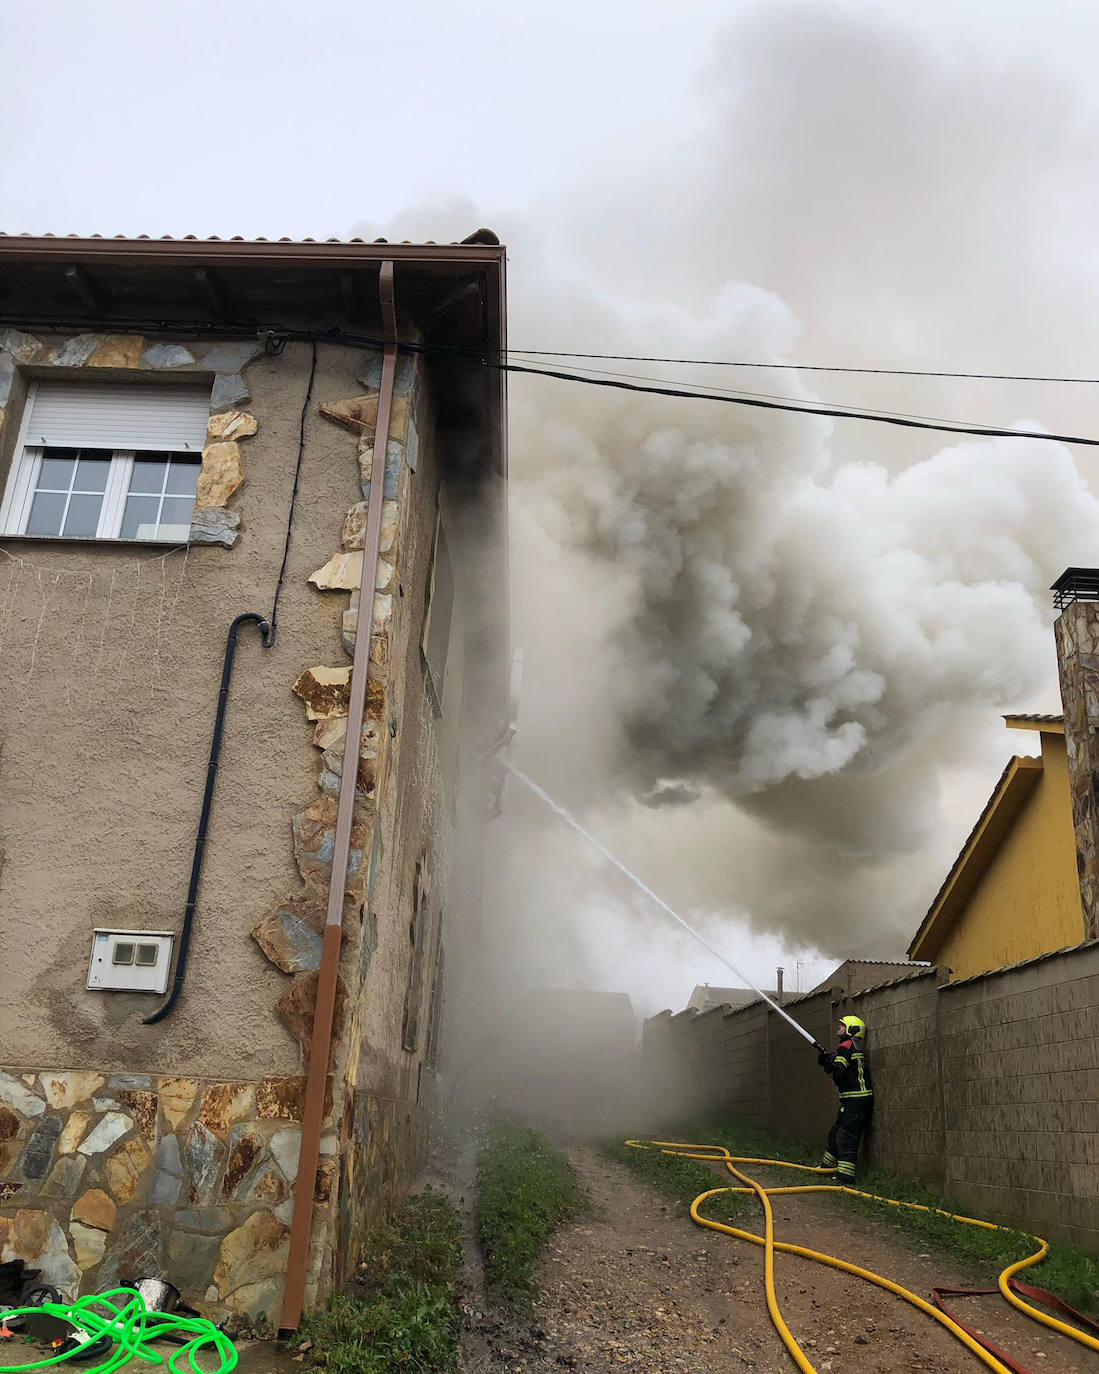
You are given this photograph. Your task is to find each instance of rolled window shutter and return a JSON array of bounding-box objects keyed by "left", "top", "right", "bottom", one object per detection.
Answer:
[{"left": 25, "top": 382, "right": 211, "bottom": 452}]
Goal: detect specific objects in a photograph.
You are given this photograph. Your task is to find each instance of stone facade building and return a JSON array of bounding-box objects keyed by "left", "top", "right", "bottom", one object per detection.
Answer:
[{"left": 0, "top": 234, "right": 508, "bottom": 1329}]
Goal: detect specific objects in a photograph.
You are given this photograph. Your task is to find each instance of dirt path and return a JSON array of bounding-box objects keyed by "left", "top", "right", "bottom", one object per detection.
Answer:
[{"left": 461, "top": 1147, "right": 1096, "bottom": 1374}]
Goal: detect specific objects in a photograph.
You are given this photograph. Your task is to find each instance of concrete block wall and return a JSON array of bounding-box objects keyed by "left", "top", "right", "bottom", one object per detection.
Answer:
[
  {"left": 643, "top": 943, "right": 1099, "bottom": 1253},
  {"left": 719, "top": 1002, "right": 770, "bottom": 1126},
  {"left": 846, "top": 971, "right": 945, "bottom": 1190},
  {"left": 938, "top": 942, "right": 1099, "bottom": 1252},
  {"left": 689, "top": 1005, "right": 738, "bottom": 1113},
  {"left": 641, "top": 1011, "right": 705, "bottom": 1121},
  {"left": 767, "top": 993, "right": 833, "bottom": 1147}
]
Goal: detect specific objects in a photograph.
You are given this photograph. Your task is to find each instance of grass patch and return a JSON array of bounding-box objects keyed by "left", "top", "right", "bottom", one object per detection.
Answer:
[
  {"left": 608, "top": 1115, "right": 1099, "bottom": 1315},
  {"left": 302, "top": 1191, "right": 463, "bottom": 1374},
  {"left": 601, "top": 1137, "right": 748, "bottom": 1225},
  {"left": 475, "top": 1123, "right": 587, "bottom": 1307}
]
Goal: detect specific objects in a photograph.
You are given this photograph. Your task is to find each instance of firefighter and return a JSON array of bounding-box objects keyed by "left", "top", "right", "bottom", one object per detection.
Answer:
[{"left": 817, "top": 1014, "right": 873, "bottom": 1181}]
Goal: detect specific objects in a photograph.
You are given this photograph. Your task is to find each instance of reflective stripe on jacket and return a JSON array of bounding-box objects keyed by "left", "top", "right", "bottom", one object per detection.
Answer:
[{"left": 832, "top": 1036, "right": 873, "bottom": 1099}]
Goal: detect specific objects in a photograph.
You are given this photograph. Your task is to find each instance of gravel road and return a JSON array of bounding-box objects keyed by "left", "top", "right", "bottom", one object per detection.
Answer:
[{"left": 459, "top": 1146, "right": 1095, "bottom": 1374}]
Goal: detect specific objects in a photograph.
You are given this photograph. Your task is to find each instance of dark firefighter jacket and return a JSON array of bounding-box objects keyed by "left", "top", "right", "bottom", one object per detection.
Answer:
[{"left": 823, "top": 1037, "right": 874, "bottom": 1100}]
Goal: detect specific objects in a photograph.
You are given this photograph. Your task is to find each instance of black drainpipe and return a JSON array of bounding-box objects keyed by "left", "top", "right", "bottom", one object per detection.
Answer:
[{"left": 143, "top": 611, "right": 271, "bottom": 1024}]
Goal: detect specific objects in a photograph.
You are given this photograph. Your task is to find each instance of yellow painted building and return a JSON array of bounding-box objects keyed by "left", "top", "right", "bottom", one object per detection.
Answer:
[{"left": 908, "top": 715, "right": 1086, "bottom": 978}]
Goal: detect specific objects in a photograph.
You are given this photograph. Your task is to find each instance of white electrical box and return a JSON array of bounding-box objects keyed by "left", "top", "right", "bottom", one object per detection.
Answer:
[{"left": 87, "top": 929, "right": 175, "bottom": 994}]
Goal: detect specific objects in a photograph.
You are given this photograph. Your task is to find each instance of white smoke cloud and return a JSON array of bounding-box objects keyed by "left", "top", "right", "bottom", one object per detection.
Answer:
[{"left": 355, "top": 3, "right": 1099, "bottom": 1010}]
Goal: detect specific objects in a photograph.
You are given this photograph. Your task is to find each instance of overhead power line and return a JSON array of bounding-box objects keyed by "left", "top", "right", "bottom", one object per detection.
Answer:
[
  {"left": 483, "top": 356, "right": 1099, "bottom": 449},
  {"left": 500, "top": 348, "right": 1099, "bottom": 386},
  {"left": 1, "top": 313, "right": 1093, "bottom": 447},
  {"left": 327, "top": 331, "right": 1099, "bottom": 445},
  {"left": 513, "top": 356, "right": 1003, "bottom": 428}
]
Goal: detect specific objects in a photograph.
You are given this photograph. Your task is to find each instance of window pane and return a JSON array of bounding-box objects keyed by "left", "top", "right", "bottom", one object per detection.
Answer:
[
  {"left": 129, "top": 458, "right": 168, "bottom": 494},
  {"left": 38, "top": 453, "right": 76, "bottom": 490},
  {"left": 120, "top": 494, "right": 160, "bottom": 540},
  {"left": 135, "top": 944, "right": 158, "bottom": 967},
  {"left": 158, "top": 496, "right": 195, "bottom": 541},
  {"left": 113, "top": 943, "right": 135, "bottom": 966},
  {"left": 74, "top": 454, "right": 111, "bottom": 493},
  {"left": 25, "top": 491, "right": 66, "bottom": 535},
  {"left": 63, "top": 493, "right": 104, "bottom": 538},
  {"left": 165, "top": 458, "right": 200, "bottom": 496}
]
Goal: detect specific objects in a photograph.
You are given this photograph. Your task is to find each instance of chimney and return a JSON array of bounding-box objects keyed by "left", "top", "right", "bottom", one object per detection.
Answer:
[
  {"left": 776, "top": 967, "right": 784, "bottom": 1004},
  {"left": 1052, "top": 568, "right": 1099, "bottom": 940}
]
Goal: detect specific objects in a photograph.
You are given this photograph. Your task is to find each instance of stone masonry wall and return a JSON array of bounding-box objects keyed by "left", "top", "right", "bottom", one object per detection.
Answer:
[
  {"left": 1054, "top": 599, "right": 1099, "bottom": 941},
  {"left": 0, "top": 1068, "right": 334, "bottom": 1331},
  {"left": 643, "top": 944, "right": 1099, "bottom": 1253},
  {"left": 336, "top": 355, "right": 454, "bottom": 1287},
  {"left": 0, "top": 328, "right": 263, "bottom": 548}
]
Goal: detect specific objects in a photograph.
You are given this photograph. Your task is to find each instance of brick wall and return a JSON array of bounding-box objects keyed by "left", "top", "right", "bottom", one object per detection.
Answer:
[{"left": 643, "top": 942, "right": 1099, "bottom": 1253}]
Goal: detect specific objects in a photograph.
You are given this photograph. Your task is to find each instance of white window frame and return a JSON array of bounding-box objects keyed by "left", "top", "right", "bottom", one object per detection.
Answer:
[
  {"left": 0, "top": 379, "right": 207, "bottom": 543},
  {"left": 0, "top": 444, "right": 200, "bottom": 543}
]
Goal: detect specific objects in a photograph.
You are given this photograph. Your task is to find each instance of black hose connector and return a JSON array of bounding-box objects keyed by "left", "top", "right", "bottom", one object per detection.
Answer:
[{"left": 143, "top": 612, "right": 271, "bottom": 1025}]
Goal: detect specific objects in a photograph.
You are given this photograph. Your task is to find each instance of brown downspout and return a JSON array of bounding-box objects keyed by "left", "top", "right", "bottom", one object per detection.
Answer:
[{"left": 279, "top": 262, "right": 399, "bottom": 1333}]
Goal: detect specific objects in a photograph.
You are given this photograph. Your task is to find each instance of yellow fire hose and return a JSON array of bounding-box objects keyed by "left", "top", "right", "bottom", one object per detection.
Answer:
[{"left": 626, "top": 1140, "right": 1099, "bottom": 1373}]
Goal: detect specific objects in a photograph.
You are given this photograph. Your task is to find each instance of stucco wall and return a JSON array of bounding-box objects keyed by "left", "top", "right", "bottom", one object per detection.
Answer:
[
  {"left": 0, "top": 337, "right": 362, "bottom": 1079},
  {"left": 643, "top": 944, "right": 1099, "bottom": 1253},
  {"left": 936, "top": 735, "right": 1084, "bottom": 979}
]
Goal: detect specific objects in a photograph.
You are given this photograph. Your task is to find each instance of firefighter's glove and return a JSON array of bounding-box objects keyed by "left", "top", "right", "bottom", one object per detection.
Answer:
[{"left": 817, "top": 1051, "right": 833, "bottom": 1070}]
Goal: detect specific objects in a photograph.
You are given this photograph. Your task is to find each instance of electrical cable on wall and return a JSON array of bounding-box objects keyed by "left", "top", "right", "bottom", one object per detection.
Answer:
[
  {"left": 3, "top": 314, "right": 1097, "bottom": 446},
  {"left": 267, "top": 339, "right": 318, "bottom": 644}
]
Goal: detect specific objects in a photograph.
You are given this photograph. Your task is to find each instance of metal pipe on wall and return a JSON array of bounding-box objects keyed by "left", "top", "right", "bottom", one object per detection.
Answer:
[
  {"left": 143, "top": 611, "right": 271, "bottom": 1025},
  {"left": 279, "top": 262, "right": 399, "bottom": 1333}
]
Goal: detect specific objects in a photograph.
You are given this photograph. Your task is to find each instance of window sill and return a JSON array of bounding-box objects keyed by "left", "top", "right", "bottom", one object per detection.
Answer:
[{"left": 0, "top": 533, "right": 191, "bottom": 550}]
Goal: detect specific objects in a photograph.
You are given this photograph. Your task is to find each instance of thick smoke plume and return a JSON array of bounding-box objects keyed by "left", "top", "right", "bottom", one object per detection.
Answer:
[{"left": 359, "top": 3, "right": 1099, "bottom": 1011}]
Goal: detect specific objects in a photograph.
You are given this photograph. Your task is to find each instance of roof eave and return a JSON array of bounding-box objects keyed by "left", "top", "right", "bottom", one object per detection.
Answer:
[
  {"left": 0, "top": 235, "right": 506, "bottom": 271},
  {"left": 1003, "top": 714, "right": 1065, "bottom": 734}
]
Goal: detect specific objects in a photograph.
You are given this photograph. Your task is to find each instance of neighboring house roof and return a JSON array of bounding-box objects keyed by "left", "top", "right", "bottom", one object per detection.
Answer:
[
  {"left": 908, "top": 753, "right": 1044, "bottom": 961},
  {"left": 688, "top": 961, "right": 925, "bottom": 1014},
  {"left": 1004, "top": 713, "right": 1064, "bottom": 733},
  {"left": 807, "top": 959, "right": 927, "bottom": 995},
  {"left": 687, "top": 985, "right": 777, "bottom": 1013}
]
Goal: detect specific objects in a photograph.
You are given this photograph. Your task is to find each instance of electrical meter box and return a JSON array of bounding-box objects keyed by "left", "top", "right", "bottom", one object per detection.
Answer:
[{"left": 87, "top": 929, "right": 175, "bottom": 994}]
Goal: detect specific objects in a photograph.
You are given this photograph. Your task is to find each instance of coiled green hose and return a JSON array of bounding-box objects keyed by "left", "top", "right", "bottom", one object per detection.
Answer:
[{"left": 0, "top": 1287, "right": 237, "bottom": 1374}]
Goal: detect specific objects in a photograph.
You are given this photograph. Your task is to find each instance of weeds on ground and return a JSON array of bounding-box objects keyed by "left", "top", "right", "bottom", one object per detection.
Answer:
[
  {"left": 363, "top": 1192, "right": 463, "bottom": 1288},
  {"left": 475, "top": 1123, "right": 587, "bottom": 1307},
  {"left": 609, "top": 1114, "right": 1099, "bottom": 1314},
  {"left": 302, "top": 1191, "right": 463, "bottom": 1374},
  {"left": 849, "top": 1157, "right": 1099, "bottom": 1316}
]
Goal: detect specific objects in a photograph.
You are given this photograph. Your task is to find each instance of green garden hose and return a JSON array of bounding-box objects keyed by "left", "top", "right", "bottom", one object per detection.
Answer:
[{"left": 0, "top": 1288, "right": 236, "bottom": 1374}]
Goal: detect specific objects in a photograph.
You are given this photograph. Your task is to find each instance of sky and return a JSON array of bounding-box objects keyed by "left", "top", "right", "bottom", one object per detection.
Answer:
[{"left": 5, "top": 0, "right": 1099, "bottom": 1015}]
